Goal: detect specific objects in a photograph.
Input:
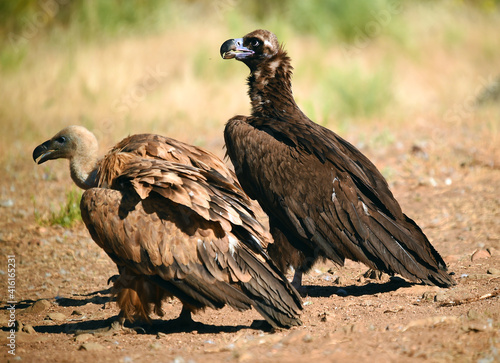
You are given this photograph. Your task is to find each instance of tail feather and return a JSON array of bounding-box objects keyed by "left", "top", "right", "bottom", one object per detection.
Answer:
[
  {"left": 234, "top": 244, "right": 303, "bottom": 328},
  {"left": 365, "top": 212, "right": 455, "bottom": 287}
]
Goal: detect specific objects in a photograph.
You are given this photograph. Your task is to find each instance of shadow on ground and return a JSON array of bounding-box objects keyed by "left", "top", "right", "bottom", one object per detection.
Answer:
[{"left": 304, "top": 277, "right": 413, "bottom": 298}]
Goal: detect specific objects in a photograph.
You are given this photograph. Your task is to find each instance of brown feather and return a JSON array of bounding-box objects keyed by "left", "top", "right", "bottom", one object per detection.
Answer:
[
  {"left": 222, "top": 29, "right": 455, "bottom": 287},
  {"left": 35, "top": 126, "right": 302, "bottom": 328}
]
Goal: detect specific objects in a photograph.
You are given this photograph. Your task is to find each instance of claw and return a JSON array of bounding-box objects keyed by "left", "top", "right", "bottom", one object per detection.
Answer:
[
  {"left": 107, "top": 274, "right": 120, "bottom": 285},
  {"left": 74, "top": 315, "right": 145, "bottom": 337}
]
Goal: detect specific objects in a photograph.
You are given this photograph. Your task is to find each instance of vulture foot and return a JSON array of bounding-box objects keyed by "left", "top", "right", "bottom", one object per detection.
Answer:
[
  {"left": 362, "top": 269, "right": 386, "bottom": 281},
  {"left": 74, "top": 316, "right": 145, "bottom": 337},
  {"left": 107, "top": 274, "right": 120, "bottom": 285}
]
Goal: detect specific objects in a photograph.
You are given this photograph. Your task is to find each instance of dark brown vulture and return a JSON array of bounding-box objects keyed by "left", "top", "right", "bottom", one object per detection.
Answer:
[
  {"left": 220, "top": 29, "right": 455, "bottom": 290},
  {"left": 33, "top": 125, "right": 302, "bottom": 330}
]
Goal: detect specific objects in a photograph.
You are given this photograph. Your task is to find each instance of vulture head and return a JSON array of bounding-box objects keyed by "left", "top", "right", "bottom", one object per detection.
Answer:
[
  {"left": 33, "top": 125, "right": 97, "bottom": 164},
  {"left": 220, "top": 29, "right": 280, "bottom": 71},
  {"left": 33, "top": 125, "right": 99, "bottom": 189}
]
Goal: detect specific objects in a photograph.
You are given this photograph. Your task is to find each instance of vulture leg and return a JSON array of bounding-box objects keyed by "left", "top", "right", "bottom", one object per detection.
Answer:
[
  {"left": 168, "top": 305, "right": 196, "bottom": 329},
  {"left": 291, "top": 270, "right": 306, "bottom": 296}
]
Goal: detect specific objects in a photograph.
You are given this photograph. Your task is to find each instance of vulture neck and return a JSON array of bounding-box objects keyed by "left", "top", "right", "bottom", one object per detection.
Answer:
[
  {"left": 69, "top": 149, "right": 99, "bottom": 190},
  {"left": 247, "top": 51, "right": 301, "bottom": 120}
]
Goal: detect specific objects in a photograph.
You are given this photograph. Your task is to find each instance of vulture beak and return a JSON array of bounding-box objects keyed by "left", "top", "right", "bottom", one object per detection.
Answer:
[
  {"left": 33, "top": 140, "right": 58, "bottom": 164},
  {"left": 220, "top": 38, "right": 254, "bottom": 60}
]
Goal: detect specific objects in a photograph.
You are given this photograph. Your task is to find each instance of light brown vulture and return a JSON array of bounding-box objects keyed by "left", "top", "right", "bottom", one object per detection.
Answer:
[
  {"left": 33, "top": 126, "right": 302, "bottom": 329},
  {"left": 220, "top": 29, "right": 455, "bottom": 290}
]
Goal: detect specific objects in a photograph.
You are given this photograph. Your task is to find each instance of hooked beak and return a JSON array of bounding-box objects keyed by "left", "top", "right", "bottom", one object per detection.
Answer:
[
  {"left": 220, "top": 38, "right": 254, "bottom": 60},
  {"left": 33, "top": 140, "right": 57, "bottom": 164}
]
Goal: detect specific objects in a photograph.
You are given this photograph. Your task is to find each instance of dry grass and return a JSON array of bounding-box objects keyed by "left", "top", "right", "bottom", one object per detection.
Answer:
[{"left": 0, "top": 1, "right": 498, "bottom": 179}]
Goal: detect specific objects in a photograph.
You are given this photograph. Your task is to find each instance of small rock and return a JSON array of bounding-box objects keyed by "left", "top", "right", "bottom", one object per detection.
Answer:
[
  {"left": 319, "top": 312, "right": 329, "bottom": 322},
  {"left": 149, "top": 342, "right": 162, "bottom": 350},
  {"left": 0, "top": 199, "right": 14, "bottom": 208},
  {"left": 467, "top": 309, "right": 481, "bottom": 320},
  {"left": 156, "top": 332, "right": 168, "bottom": 339},
  {"left": 421, "top": 291, "right": 437, "bottom": 301},
  {"left": 302, "top": 334, "right": 313, "bottom": 343},
  {"left": 46, "top": 312, "right": 66, "bottom": 321},
  {"left": 471, "top": 249, "right": 491, "bottom": 261},
  {"left": 487, "top": 247, "right": 498, "bottom": 256},
  {"left": 22, "top": 324, "right": 36, "bottom": 334},
  {"left": 79, "top": 342, "right": 105, "bottom": 351},
  {"left": 487, "top": 268, "right": 500, "bottom": 275},
  {"left": 434, "top": 292, "right": 448, "bottom": 302},
  {"left": 443, "top": 255, "right": 459, "bottom": 264},
  {"left": 403, "top": 316, "right": 458, "bottom": 331},
  {"left": 463, "top": 322, "right": 489, "bottom": 332},
  {"left": 71, "top": 310, "right": 84, "bottom": 316},
  {"left": 75, "top": 333, "right": 93, "bottom": 343},
  {"left": 24, "top": 299, "right": 51, "bottom": 314}
]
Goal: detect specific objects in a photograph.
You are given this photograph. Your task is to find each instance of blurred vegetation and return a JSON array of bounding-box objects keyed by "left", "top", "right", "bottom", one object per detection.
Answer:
[
  {"left": 3, "top": 0, "right": 499, "bottom": 47},
  {"left": 33, "top": 188, "right": 82, "bottom": 227},
  {"left": 1, "top": 0, "right": 498, "bottom": 221},
  {"left": 0, "top": 0, "right": 498, "bottom": 150}
]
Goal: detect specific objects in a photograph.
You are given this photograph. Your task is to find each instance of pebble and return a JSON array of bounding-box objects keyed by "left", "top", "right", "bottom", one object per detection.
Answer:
[
  {"left": 433, "top": 292, "right": 448, "bottom": 302},
  {"left": 463, "top": 322, "right": 489, "bottom": 332},
  {"left": 487, "top": 247, "right": 498, "bottom": 256},
  {"left": 487, "top": 268, "right": 500, "bottom": 275},
  {"left": 79, "top": 342, "right": 105, "bottom": 351},
  {"left": 46, "top": 312, "right": 66, "bottom": 321},
  {"left": 0, "top": 199, "right": 14, "bottom": 207},
  {"left": 467, "top": 309, "right": 481, "bottom": 320},
  {"left": 22, "top": 324, "right": 36, "bottom": 334},
  {"left": 302, "top": 334, "right": 313, "bottom": 343},
  {"left": 24, "top": 299, "right": 51, "bottom": 314},
  {"left": 75, "top": 333, "right": 93, "bottom": 343},
  {"left": 471, "top": 249, "right": 491, "bottom": 261},
  {"left": 319, "top": 311, "right": 329, "bottom": 322},
  {"left": 443, "top": 255, "right": 460, "bottom": 264}
]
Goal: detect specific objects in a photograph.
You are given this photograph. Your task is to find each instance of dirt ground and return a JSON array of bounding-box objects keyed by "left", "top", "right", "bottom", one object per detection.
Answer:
[{"left": 1, "top": 123, "right": 499, "bottom": 363}]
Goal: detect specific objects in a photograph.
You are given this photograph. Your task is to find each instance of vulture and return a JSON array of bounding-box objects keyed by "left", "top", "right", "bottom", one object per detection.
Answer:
[
  {"left": 220, "top": 29, "right": 455, "bottom": 290},
  {"left": 33, "top": 125, "right": 302, "bottom": 330}
]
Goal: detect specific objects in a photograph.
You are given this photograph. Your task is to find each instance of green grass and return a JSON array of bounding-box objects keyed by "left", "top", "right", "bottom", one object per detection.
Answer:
[
  {"left": 317, "top": 63, "right": 394, "bottom": 122},
  {"left": 33, "top": 188, "right": 82, "bottom": 228}
]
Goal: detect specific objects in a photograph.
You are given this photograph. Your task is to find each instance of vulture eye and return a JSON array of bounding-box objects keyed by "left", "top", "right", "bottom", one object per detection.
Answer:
[
  {"left": 250, "top": 39, "right": 260, "bottom": 48},
  {"left": 56, "top": 136, "right": 66, "bottom": 144}
]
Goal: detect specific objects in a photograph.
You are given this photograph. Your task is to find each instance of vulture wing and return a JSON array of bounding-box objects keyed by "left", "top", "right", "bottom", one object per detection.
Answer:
[
  {"left": 221, "top": 29, "right": 454, "bottom": 287},
  {"left": 225, "top": 115, "right": 454, "bottom": 287},
  {"left": 81, "top": 153, "right": 302, "bottom": 328}
]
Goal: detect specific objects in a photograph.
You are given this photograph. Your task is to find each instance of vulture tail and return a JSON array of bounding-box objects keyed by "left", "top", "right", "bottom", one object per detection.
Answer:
[
  {"left": 233, "top": 244, "right": 303, "bottom": 328},
  {"left": 365, "top": 212, "right": 456, "bottom": 287}
]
